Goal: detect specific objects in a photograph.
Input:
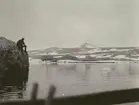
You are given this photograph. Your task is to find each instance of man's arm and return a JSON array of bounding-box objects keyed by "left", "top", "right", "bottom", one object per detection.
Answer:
[{"left": 22, "top": 41, "right": 26, "bottom": 46}]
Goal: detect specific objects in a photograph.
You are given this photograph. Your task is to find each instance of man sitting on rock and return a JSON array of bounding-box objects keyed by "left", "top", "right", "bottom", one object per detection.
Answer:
[{"left": 17, "top": 38, "right": 27, "bottom": 53}]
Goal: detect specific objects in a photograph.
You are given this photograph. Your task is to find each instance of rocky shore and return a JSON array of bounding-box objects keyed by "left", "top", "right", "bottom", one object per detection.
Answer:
[{"left": 0, "top": 37, "right": 29, "bottom": 89}]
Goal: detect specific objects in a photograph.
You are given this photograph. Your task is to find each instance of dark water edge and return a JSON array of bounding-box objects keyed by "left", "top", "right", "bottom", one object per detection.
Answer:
[{"left": 1, "top": 62, "right": 139, "bottom": 103}]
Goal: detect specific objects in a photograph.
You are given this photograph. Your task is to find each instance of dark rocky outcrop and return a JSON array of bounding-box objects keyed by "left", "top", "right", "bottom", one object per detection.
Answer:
[{"left": 0, "top": 37, "right": 29, "bottom": 88}]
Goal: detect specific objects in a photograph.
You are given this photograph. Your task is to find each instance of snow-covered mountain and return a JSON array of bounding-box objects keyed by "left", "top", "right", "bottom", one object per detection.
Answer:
[
  {"left": 80, "top": 43, "right": 99, "bottom": 49},
  {"left": 28, "top": 43, "right": 139, "bottom": 61},
  {"left": 28, "top": 43, "right": 99, "bottom": 57}
]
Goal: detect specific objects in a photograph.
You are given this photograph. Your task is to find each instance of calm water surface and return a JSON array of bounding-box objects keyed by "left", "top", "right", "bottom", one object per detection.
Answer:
[
  {"left": 24, "top": 62, "right": 139, "bottom": 99},
  {"left": 2, "top": 62, "right": 139, "bottom": 105}
]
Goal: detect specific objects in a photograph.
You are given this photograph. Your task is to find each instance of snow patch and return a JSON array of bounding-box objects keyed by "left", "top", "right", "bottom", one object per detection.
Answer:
[
  {"left": 114, "top": 55, "right": 127, "bottom": 59},
  {"left": 76, "top": 55, "right": 86, "bottom": 58},
  {"left": 88, "top": 49, "right": 102, "bottom": 53},
  {"left": 131, "top": 54, "right": 139, "bottom": 57},
  {"left": 53, "top": 56, "right": 62, "bottom": 58},
  {"left": 48, "top": 51, "right": 58, "bottom": 55},
  {"left": 90, "top": 54, "right": 97, "bottom": 57}
]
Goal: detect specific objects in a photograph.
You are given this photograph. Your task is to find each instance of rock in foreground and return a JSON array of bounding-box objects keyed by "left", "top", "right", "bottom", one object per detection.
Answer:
[{"left": 0, "top": 37, "right": 29, "bottom": 88}]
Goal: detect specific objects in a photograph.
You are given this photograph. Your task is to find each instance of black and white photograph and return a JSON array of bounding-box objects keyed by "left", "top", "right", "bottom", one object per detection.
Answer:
[{"left": 0, "top": 0, "right": 139, "bottom": 105}]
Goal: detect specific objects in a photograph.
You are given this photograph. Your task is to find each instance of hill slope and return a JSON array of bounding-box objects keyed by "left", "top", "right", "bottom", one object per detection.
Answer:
[{"left": 0, "top": 37, "right": 29, "bottom": 88}]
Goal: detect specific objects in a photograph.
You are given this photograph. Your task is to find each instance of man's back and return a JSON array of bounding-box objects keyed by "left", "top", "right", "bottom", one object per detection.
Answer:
[
  {"left": 17, "top": 39, "right": 25, "bottom": 47},
  {"left": 16, "top": 38, "right": 27, "bottom": 53}
]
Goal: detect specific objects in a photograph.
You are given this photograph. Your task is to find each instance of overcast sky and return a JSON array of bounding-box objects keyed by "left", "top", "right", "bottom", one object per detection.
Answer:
[{"left": 0, "top": 0, "right": 139, "bottom": 50}]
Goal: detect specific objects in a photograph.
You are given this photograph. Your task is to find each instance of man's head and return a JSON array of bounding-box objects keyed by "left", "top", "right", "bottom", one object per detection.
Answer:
[{"left": 21, "top": 38, "right": 24, "bottom": 41}]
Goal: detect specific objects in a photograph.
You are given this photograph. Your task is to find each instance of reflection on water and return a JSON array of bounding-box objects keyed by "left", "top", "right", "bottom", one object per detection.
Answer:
[{"left": 1, "top": 62, "right": 139, "bottom": 102}]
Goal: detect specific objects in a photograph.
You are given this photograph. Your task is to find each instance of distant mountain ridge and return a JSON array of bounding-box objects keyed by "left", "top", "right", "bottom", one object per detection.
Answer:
[
  {"left": 28, "top": 43, "right": 139, "bottom": 61},
  {"left": 29, "top": 43, "right": 99, "bottom": 53},
  {"left": 80, "top": 43, "right": 99, "bottom": 49}
]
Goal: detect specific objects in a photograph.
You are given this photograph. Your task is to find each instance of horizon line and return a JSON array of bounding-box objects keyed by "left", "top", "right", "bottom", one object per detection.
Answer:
[{"left": 27, "top": 46, "right": 139, "bottom": 51}]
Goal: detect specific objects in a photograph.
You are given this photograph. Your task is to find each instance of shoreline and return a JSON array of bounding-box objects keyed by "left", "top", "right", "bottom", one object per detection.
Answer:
[{"left": 29, "top": 59, "right": 139, "bottom": 65}]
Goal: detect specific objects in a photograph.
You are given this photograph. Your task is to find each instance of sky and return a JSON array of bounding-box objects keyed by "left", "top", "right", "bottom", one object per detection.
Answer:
[{"left": 0, "top": 0, "right": 139, "bottom": 50}]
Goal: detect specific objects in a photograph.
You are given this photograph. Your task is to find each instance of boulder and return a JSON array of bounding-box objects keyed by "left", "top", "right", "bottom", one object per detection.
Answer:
[{"left": 0, "top": 37, "right": 29, "bottom": 88}]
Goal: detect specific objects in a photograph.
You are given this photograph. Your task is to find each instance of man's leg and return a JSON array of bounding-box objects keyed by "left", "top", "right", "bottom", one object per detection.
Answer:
[
  {"left": 21, "top": 48, "right": 23, "bottom": 54},
  {"left": 19, "top": 45, "right": 24, "bottom": 54},
  {"left": 18, "top": 45, "right": 22, "bottom": 51},
  {"left": 24, "top": 45, "right": 27, "bottom": 52}
]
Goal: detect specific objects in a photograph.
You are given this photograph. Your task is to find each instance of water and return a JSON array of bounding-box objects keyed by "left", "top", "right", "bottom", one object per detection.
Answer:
[
  {"left": 2, "top": 62, "right": 139, "bottom": 104},
  {"left": 25, "top": 62, "right": 139, "bottom": 98}
]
